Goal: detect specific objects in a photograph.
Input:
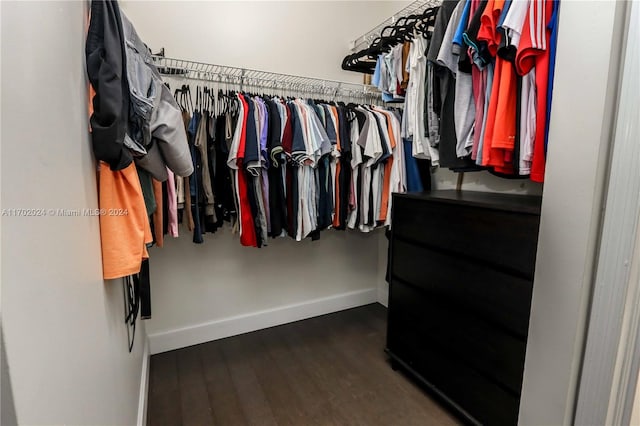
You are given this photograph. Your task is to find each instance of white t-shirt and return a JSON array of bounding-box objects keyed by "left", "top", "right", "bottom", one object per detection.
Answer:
[
  {"left": 393, "top": 44, "right": 404, "bottom": 89},
  {"left": 246, "top": 97, "right": 264, "bottom": 174},
  {"left": 378, "top": 55, "right": 391, "bottom": 94},
  {"left": 373, "top": 107, "right": 405, "bottom": 226},
  {"left": 502, "top": 0, "right": 530, "bottom": 49},
  {"left": 401, "top": 41, "right": 415, "bottom": 140},
  {"left": 389, "top": 111, "right": 406, "bottom": 194},
  {"left": 227, "top": 94, "right": 245, "bottom": 170},
  {"left": 371, "top": 110, "right": 392, "bottom": 222},
  {"left": 356, "top": 108, "right": 378, "bottom": 232},
  {"left": 347, "top": 119, "right": 362, "bottom": 229},
  {"left": 405, "top": 32, "right": 437, "bottom": 163},
  {"left": 384, "top": 51, "right": 396, "bottom": 95},
  {"left": 519, "top": 69, "right": 537, "bottom": 175},
  {"left": 227, "top": 95, "right": 245, "bottom": 236}
]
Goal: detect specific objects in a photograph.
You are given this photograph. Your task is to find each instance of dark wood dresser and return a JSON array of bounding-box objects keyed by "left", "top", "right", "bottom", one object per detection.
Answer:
[{"left": 386, "top": 190, "right": 542, "bottom": 425}]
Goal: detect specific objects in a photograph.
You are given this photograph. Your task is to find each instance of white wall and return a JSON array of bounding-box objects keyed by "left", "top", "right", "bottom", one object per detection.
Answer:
[
  {"left": 518, "top": 1, "right": 626, "bottom": 424},
  {"left": 121, "top": 0, "right": 410, "bottom": 83},
  {"left": 119, "top": 1, "right": 410, "bottom": 353},
  {"left": 1, "top": 2, "right": 146, "bottom": 425},
  {"left": 432, "top": 168, "right": 542, "bottom": 195}
]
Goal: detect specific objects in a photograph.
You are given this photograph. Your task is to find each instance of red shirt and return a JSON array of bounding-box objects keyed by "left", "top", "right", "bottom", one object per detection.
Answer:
[
  {"left": 517, "top": 0, "right": 553, "bottom": 182},
  {"left": 237, "top": 94, "right": 258, "bottom": 247}
]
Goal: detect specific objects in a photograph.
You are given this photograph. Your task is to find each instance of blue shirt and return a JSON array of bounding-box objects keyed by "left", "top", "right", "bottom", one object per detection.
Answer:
[
  {"left": 453, "top": 0, "right": 472, "bottom": 50},
  {"left": 545, "top": 0, "right": 560, "bottom": 154},
  {"left": 498, "top": 0, "right": 512, "bottom": 29},
  {"left": 372, "top": 55, "right": 382, "bottom": 88}
]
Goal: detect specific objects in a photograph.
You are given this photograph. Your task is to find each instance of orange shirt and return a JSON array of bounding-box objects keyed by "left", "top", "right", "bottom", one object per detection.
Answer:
[
  {"left": 376, "top": 109, "right": 397, "bottom": 223},
  {"left": 478, "top": 0, "right": 505, "bottom": 57},
  {"left": 99, "top": 162, "right": 153, "bottom": 279},
  {"left": 90, "top": 84, "right": 152, "bottom": 279},
  {"left": 478, "top": 0, "right": 515, "bottom": 173},
  {"left": 491, "top": 60, "right": 517, "bottom": 152}
]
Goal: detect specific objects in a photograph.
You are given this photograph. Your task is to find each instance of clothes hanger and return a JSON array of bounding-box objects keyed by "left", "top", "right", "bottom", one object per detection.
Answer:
[
  {"left": 212, "top": 82, "right": 219, "bottom": 116},
  {"left": 207, "top": 86, "right": 216, "bottom": 113},
  {"left": 342, "top": 6, "right": 440, "bottom": 74},
  {"left": 380, "top": 23, "right": 408, "bottom": 45},
  {"left": 178, "top": 86, "right": 188, "bottom": 112},
  {"left": 415, "top": 6, "right": 439, "bottom": 37},
  {"left": 203, "top": 86, "right": 208, "bottom": 112},
  {"left": 180, "top": 85, "right": 186, "bottom": 112},
  {"left": 174, "top": 87, "right": 183, "bottom": 111},
  {"left": 184, "top": 85, "right": 194, "bottom": 113}
]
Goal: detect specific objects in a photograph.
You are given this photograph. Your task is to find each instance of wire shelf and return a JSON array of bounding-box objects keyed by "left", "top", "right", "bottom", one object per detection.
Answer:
[
  {"left": 349, "top": 0, "right": 443, "bottom": 51},
  {"left": 152, "top": 55, "right": 381, "bottom": 102}
]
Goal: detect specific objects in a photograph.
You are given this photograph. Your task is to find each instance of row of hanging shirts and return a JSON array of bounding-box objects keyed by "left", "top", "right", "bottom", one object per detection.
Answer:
[
  {"left": 359, "top": 0, "right": 559, "bottom": 183},
  {"left": 227, "top": 93, "right": 407, "bottom": 247},
  {"left": 162, "top": 72, "right": 383, "bottom": 113},
  {"left": 151, "top": 73, "right": 413, "bottom": 247}
]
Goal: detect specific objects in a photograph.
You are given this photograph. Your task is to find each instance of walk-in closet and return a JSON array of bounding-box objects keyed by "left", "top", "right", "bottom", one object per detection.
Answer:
[{"left": 2, "top": 1, "right": 639, "bottom": 425}]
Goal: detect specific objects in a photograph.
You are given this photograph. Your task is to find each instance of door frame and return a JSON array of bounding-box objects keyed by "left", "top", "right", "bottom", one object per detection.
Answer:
[{"left": 573, "top": 2, "right": 640, "bottom": 424}]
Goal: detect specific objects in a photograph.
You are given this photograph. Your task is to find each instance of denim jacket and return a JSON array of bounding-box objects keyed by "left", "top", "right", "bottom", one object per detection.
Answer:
[
  {"left": 86, "top": 1, "right": 192, "bottom": 180},
  {"left": 121, "top": 12, "right": 193, "bottom": 180}
]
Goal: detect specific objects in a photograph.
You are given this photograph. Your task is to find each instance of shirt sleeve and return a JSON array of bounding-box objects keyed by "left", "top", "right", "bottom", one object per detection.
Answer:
[
  {"left": 502, "top": 0, "right": 530, "bottom": 49},
  {"left": 515, "top": 0, "right": 549, "bottom": 76}
]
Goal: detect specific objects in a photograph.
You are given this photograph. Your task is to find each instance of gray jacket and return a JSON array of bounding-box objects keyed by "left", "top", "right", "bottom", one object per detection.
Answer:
[{"left": 120, "top": 12, "right": 193, "bottom": 180}]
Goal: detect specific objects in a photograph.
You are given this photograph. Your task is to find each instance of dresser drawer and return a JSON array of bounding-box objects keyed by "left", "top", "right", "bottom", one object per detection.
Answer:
[
  {"left": 388, "top": 280, "right": 527, "bottom": 395},
  {"left": 387, "top": 341, "right": 521, "bottom": 426},
  {"left": 392, "top": 196, "right": 540, "bottom": 278},
  {"left": 391, "top": 239, "right": 533, "bottom": 337}
]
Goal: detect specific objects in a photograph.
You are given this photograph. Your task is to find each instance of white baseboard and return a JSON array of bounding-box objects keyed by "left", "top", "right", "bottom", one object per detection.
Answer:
[
  {"left": 149, "top": 288, "right": 377, "bottom": 354},
  {"left": 137, "top": 337, "right": 150, "bottom": 426},
  {"left": 377, "top": 280, "right": 389, "bottom": 308}
]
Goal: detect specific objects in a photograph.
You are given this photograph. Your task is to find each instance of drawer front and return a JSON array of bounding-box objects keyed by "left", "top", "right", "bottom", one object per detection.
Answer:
[
  {"left": 387, "top": 342, "right": 520, "bottom": 426},
  {"left": 391, "top": 239, "right": 533, "bottom": 337},
  {"left": 387, "top": 281, "right": 527, "bottom": 395},
  {"left": 392, "top": 197, "right": 540, "bottom": 277}
]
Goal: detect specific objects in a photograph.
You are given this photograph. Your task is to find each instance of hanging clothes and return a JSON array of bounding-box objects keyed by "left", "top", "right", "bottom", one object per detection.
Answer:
[
  {"left": 393, "top": 0, "right": 559, "bottom": 181},
  {"left": 205, "top": 92, "right": 411, "bottom": 246},
  {"left": 86, "top": 0, "right": 193, "bottom": 280}
]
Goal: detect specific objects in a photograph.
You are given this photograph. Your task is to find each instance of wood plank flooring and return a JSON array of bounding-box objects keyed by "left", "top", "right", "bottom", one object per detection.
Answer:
[{"left": 147, "top": 303, "right": 461, "bottom": 426}]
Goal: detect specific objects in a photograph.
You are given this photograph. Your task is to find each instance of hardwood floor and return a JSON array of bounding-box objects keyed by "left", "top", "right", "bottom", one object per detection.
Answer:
[{"left": 147, "top": 304, "right": 461, "bottom": 426}]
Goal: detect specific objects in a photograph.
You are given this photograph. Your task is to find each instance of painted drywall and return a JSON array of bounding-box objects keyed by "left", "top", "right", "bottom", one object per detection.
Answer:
[
  {"left": 518, "top": 1, "right": 625, "bottom": 424},
  {"left": 432, "top": 168, "right": 543, "bottom": 195},
  {"left": 119, "top": 1, "right": 409, "bottom": 352},
  {"left": 121, "top": 0, "right": 411, "bottom": 83},
  {"left": 145, "top": 228, "right": 381, "bottom": 333},
  {"left": 1, "top": 2, "right": 146, "bottom": 425}
]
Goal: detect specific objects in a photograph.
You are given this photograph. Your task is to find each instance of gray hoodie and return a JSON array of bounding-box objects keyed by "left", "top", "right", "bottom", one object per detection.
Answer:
[{"left": 120, "top": 12, "right": 193, "bottom": 180}]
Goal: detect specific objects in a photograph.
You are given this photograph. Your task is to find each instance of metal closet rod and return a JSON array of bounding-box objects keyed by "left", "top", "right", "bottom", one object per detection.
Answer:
[
  {"left": 349, "top": 0, "right": 443, "bottom": 51},
  {"left": 152, "top": 55, "right": 379, "bottom": 98}
]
